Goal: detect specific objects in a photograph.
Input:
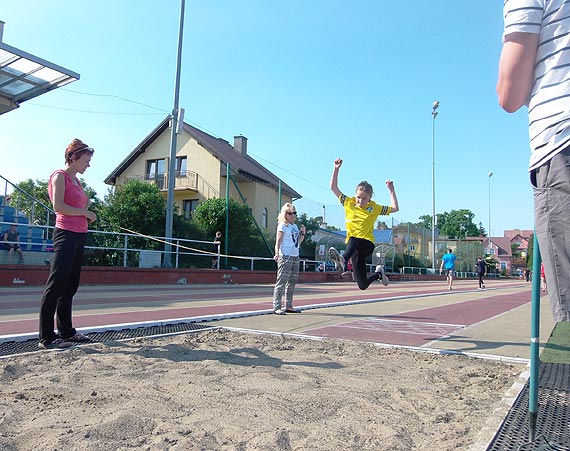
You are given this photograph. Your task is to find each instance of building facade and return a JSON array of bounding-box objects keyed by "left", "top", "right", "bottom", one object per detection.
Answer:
[{"left": 105, "top": 117, "right": 301, "bottom": 234}]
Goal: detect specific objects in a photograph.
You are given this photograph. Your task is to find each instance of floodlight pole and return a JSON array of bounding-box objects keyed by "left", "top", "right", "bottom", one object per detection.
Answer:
[
  {"left": 431, "top": 100, "right": 439, "bottom": 271},
  {"left": 488, "top": 172, "right": 493, "bottom": 247},
  {"left": 163, "top": 0, "right": 186, "bottom": 268}
]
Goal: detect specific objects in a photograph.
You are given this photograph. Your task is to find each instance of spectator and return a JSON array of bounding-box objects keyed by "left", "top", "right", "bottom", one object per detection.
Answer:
[
  {"left": 497, "top": 0, "right": 570, "bottom": 322},
  {"left": 211, "top": 231, "right": 222, "bottom": 269},
  {"left": 3, "top": 224, "right": 24, "bottom": 264},
  {"left": 38, "top": 139, "right": 97, "bottom": 349},
  {"left": 272, "top": 203, "right": 306, "bottom": 314}
]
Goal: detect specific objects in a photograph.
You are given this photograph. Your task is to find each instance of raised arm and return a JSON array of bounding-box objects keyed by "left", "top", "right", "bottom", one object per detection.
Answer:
[
  {"left": 330, "top": 158, "right": 343, "bottom": 199},
  {"left": 497, "top": 32, "right": 539, "bottom": 113},
  {"left": 386, "top": 180, "right": 399, "bottom": 213}
]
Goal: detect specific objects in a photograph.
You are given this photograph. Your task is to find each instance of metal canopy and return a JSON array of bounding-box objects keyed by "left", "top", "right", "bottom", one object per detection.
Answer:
[{"left": 0, "top": 41, "right": 79, "bottom": 115}]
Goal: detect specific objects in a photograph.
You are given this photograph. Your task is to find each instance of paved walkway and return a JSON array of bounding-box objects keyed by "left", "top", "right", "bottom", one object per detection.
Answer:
[{"left": 0, "top": 278, "right": 555, "bottom": 361}]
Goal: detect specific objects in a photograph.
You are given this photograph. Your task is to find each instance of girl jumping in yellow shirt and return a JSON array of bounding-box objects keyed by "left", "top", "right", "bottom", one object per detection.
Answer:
[{"left": 329, "top": 158, "right": 399, "bottom": 290}]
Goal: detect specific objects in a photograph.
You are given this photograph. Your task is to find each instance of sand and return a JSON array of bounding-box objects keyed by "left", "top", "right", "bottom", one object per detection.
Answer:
[{"left": 0, "top": 328, "right": 524, "bottom": 451}]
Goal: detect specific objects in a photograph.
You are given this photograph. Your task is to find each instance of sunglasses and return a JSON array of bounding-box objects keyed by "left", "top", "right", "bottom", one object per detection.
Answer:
[
  {"left": 70, "top": 146, "right": 95, "bottom": 158},
  {"left": 286, "top": 211, "right": 297, "bottom": 215}
]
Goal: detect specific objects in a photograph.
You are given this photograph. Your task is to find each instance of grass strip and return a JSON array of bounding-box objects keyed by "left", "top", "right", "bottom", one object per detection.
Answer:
[{"left": 541, "top": 321, "right": 570, "bottom": 364}]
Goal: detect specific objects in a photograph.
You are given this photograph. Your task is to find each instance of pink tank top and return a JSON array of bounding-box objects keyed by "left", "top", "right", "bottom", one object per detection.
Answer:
[{"left": 48, "top": 170, "right": 89, "bottom": 233}]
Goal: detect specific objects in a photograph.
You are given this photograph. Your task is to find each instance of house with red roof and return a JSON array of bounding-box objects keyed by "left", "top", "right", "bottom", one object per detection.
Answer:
[{"left": 105, "top": 117, "right": 301, "bottom": 234}]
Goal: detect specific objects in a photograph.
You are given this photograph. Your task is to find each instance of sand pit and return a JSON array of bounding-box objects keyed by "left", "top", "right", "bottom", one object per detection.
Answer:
[{"left": 0, "top": 329, "right": 524, "bottom": 451}]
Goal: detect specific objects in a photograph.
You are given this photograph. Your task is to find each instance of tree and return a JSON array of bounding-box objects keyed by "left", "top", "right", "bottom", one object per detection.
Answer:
[
  {"left": 296, "top": 213, "right": 321, "bottom": 259},
  {"left": 477, "top": 222, "right": 486, "bottom": 236},
  {"left": 11, "top": 178, "right": 101, "bottom": 226},
  {"left": 418, "top": 215, "right": 433, "bottom": 230},
  {"left": 526, "top": 234, "right": 534, "bottom": 269},
  {"left": 172, "top": 212, "right": 206, "bottom": 241},
  {"left": 91, "top": 180, "right": 167, "bottom": 266},
  {"left": 484, "top": 255, "right": 498, "bottom": 273},
  {"left": 100, "top": 180, "right": 166, "bottom": 237},
  {"left": 439, "top": 210, "right": 477, "bottom": 238},
  {"left": 419, "top": 210, "right": 482, "bottom": 239},
  {"left": 193, "top": 197, "right": 271, "bottom": 267},
  {"left": 418, "top": 214, "right": 448, "bottom": 233},
  {"left": 394, "top": 252, "right": 424, "bottom": 272},
  {"left": 511, "top": 243, "right": 522, "bottom": 258}
]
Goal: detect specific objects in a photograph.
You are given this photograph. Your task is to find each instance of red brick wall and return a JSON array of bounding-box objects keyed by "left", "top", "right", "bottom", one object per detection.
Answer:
[
  {"left": 0, "top": 265, "right": 348, "bottom": 287},
  {"left": 0, "top": 264, "right": 450, "bottom": 287}
]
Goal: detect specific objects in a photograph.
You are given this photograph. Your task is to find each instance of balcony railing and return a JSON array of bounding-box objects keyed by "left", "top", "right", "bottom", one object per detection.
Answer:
[{"left": 127, "top": 171, "right": 219, "bottom": 199}]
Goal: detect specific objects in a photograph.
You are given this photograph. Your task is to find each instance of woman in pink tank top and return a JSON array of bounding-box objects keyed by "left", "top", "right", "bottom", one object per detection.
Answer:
[{"left": 38, "top": 139, "right": 97, "bottom": 349}]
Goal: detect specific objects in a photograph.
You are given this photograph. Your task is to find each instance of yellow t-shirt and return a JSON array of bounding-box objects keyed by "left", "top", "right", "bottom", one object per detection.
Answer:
[{"left": 340, "top": 193, "right": 392, "bottom": 243}]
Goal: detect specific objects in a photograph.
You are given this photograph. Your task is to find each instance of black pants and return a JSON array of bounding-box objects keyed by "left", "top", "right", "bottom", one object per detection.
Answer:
[
  {"left": 39, "top": 228, "right": 86, "bottom": 343},
  {"left": 478, "top": 272, "right": 485, "bottom": 288},
  {"left": 344, "top": 237, "right": 378, "bottom": 290}
]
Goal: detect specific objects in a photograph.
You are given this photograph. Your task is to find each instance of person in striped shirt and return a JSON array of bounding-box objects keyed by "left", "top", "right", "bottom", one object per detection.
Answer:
[
  {"left": 497, "top": 0, "right": 570, "bottom": 322},
  {"left": 329, "top": 158, "right": 399, "bottom": 290}
]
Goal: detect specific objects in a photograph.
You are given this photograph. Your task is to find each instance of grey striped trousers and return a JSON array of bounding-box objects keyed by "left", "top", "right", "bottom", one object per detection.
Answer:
[{"left": 273, "top": 255, "right": 300, "bottom": 311}]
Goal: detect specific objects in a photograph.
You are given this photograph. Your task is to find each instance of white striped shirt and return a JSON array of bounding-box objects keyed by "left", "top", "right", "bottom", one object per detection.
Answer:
[{"left": 503, "top": 0, "right": 570, "bottom": 170}]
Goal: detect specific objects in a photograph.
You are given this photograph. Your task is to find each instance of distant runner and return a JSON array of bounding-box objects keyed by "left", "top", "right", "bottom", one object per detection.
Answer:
[{"left": 440, "top": 249, "right": 457, "bottom": 290}]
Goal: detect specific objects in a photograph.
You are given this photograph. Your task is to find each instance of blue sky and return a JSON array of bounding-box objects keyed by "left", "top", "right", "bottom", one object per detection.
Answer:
[{"left": 0, "top": 1, "right": 532, "bottom": 236}]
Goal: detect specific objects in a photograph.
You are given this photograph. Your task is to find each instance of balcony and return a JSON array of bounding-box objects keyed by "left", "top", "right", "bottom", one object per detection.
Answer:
[{"left": 126, "top": 171, "right": 219, "bottom": 199}]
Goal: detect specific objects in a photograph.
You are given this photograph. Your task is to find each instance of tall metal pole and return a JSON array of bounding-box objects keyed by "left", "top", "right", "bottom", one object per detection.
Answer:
[
  {"left": 431, "top": 100, "right": 439, "bottom": 271},
  {"left": 225, "top": 163, "right": 230, "bottom": 270},
  {"left": 529, "top": 234, "right": 541, "bottom": 441},
  {"left": 163, "top": 0, "right": 186, "bottom": 268},
  {"left": 488, "top": 172, "right": 493, "bottom": 247}
]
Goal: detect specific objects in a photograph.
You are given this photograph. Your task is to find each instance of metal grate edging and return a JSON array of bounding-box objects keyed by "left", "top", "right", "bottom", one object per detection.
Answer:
[
  {"left": 0, "top": 322, "right": 213, "bottom": 358},
  {"left": 486, "top": 362, "right": 570, "bottom": 451}
]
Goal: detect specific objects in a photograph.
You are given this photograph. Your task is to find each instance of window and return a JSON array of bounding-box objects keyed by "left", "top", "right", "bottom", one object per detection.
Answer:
[
  {"left": 489, "top": 248, "right": 495, "bottom": 255},
  {"left": 175, "top": 157, "right": 187, "bottom": 177},
  {"left": 182, "top": 199, "right": 199, "bottom": 219},
  {"left": 146, "top": 159, "right": 165, "bottom": 179},
  {"left": 262, "top": 207, "right": 268, "bottom": 228},
  {"left": 146, "top": 159, "right": 165, "bottom": 189}
]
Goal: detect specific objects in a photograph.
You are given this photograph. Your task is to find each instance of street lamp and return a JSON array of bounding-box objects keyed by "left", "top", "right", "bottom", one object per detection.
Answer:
[
  {"left": 488, "top": 171, "right": 493, "bottom": 252},
  {"left": 431, "top": 100, "right": 439, "bottom": 270},
  {"left": 164, "top": 0, "right": 186, "bottom": 268}
]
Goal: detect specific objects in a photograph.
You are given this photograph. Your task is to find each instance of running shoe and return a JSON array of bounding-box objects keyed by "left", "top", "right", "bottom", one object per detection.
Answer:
[
  {"left": 38, "top": 338, "right": 74, "bottom": 349},
  {"left": 375, "top": 265, "right": 389, "bottom": 286},
  {"left": 64, "top": 332, "right": 90, "bottom": 342}
]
